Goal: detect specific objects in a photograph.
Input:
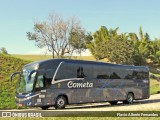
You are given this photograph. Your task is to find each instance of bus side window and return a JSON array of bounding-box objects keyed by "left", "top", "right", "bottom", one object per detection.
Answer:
[
  {"left": 77, "top": 67, "right": 86, "bottom": 78},
  {"left": 55, "top": 63, "right": 79, "bottom": 80},
  {"left": 110, "top": 72, "right": 121, "bottom": 79},
  {"left": 36, "top": 75, "right": 44, "bottom": 88}
]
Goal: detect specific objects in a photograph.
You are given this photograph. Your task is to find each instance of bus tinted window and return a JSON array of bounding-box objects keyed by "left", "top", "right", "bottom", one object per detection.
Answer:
[
  {"left": 132, "top": 71, "right": 148, "bottom": 79},
  {"left": 55, "top": 63, "right": 84, "bottom": 80},
  {"left": 55, "top": 62, "right": 148, "bottom": 80},
  {"left": 95, "top": 66, "right": 110, "bottom": 79},
  {"left": 82, "top": 64, "right": 111, "bottom": 79}
]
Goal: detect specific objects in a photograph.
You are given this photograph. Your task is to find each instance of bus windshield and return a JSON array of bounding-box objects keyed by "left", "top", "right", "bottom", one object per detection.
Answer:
[{"left": 16, "top": 68, "right": 36, "bottom": 93}]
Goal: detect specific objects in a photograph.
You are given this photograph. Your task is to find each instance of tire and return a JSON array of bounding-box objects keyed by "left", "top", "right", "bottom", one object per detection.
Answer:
[
  {"left": 41, "top": 106, "right": 49, "bottom": 110},
  {"left": 109, "top": 101, "right": 118, "bottom": 105},
  {"left": 55, "top": 96, "right": 67, "bottom": 109},
  {"left": 123, "top": 93, "right": 134, "bottom": 104}
]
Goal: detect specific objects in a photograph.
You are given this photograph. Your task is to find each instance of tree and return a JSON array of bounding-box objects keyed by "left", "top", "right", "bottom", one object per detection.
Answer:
[
  {"left": 87, "top": 26, "right": 135, "bottom": 64},
  {"left": 127, "top": 27, "right": 150, "bottom": 65},
  {"left": 138, "top": 27, "right": 150, "bottom": 59},
  {"left": 0, "top": 47, "right": 8, "bottom": 54},
  {"left": 69, "top": 30, "right": 92, "bottom": 56},
  {"left": 139, "top": 26, "right": 144, "bottom": 41},
  {"left": 87, "top": 26, "right": 111, "bottom": 60},
  {"left": 27, "top": 13, "right": 86, "bottom": 58},
  {"left": 109, "top": 38, "right": 135, "bottom": 64},
  {"left": 144, "top": 33, "right": 150, "bottom": 42},
  {"left": 129, "top": 33, "right": 139, "bottom": 42},
  {"left": 156, "top": 51, "right": 160, "bottom": 64},
  {"left": 149, "top": 39, "right": 160, "bottom": 63}
]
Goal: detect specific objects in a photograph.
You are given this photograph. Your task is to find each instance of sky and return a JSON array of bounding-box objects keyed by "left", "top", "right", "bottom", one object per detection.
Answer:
[{"left": 0, "top": 0, "right": 160, "bottom": 54}]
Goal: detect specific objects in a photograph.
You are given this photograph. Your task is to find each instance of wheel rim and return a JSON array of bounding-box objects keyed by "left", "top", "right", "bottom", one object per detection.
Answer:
[{"left": 57, "top": 98, "right": 64, "bottom": 107}]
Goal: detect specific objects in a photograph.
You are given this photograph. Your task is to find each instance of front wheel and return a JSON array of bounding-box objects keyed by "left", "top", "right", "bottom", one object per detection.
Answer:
[
  {"left": 55, "top": 96, "right": 67, "bottom": 109},
  {"left": 123, "top": 93, "right": 134, "bottom": 104}
]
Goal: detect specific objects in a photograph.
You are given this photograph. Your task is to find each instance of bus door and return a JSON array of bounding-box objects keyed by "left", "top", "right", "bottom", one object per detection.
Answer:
[{"left": 32, "top": 71, "right": 48, "bottom": 106}]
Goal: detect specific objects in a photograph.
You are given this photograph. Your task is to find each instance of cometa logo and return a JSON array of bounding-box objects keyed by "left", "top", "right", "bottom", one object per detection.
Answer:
[{"left": 67, "top": 81, "right": 93, "bottom": 88}]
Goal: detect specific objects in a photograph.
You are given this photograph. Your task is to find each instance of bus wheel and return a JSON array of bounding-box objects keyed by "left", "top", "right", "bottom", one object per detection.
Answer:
[
  {"left": 109, "top": 101, "right": 118, "bottom": 105},
  {"left": 55, "top": 96, "right": 67, "bottom": 109},
  {"left": 124, "top": 93, "right": 134, "bottom": 104},
  {"left": 41, "top": 106, "right": 49, "bottom": 110}
]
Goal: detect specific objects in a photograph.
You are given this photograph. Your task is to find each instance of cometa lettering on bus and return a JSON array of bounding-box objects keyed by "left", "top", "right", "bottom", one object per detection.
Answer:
[{"left": 67, "top": 81, "right": 93, "bottom": 88}]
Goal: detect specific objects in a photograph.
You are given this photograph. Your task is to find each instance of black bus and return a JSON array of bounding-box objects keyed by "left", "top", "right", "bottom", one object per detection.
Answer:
[{"left": 10, "top": 59, "right": 149, "bottom": 109}]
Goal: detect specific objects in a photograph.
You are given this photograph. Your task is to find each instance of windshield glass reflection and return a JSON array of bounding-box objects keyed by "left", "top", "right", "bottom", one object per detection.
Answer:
[{"left": 16, "top": 68, "right": 36, "bottom": 93}]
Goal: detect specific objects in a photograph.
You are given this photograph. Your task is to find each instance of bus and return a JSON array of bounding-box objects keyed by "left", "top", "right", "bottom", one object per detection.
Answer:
[{"left": 10, "top": 59, "right": 149, "bottom": 109}]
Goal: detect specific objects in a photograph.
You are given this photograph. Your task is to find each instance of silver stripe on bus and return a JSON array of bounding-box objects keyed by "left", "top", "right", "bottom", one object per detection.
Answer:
[
  {"left": 52, "top": 78, "right": 84, "bottom": 84},
  {"left": 51, "top": 61, "right": 64, "bottom": 84},
  {"left": 25, "top": 93, "right": 41, "bottom": 100},
  {"left": 143, "top": 80, "right": 149, "bottom": 83},
  {"left": 16, "top": 93, "right": 41, "bottom": 101}
]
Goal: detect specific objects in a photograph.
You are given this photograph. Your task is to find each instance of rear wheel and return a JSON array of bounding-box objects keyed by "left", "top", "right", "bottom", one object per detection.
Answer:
[
  {"left": 109, "top": 101, "right": 118, "bottom": 105},
  {"left": 123, "top": 93, "right": 134, "bottom": 104},
  {"left": 55, "top": 96, "right": 67, "bottom": 109}
]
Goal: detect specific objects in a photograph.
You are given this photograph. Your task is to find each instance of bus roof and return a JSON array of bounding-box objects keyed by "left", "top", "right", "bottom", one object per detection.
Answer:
[{"left": 24, "top": 58, "right": 149, "bottom": 70}]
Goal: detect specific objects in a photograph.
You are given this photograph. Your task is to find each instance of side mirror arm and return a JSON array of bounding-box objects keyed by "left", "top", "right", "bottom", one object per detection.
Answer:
[{"left": 10, "top": 72, "right": 21, "bottom": 82}]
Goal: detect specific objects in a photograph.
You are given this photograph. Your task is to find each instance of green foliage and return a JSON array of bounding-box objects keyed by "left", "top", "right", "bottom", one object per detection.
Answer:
[
  {"left": 87, "top": 26, "right": 135, "bottom": 65},
  {"left": 156, "top": 51, "right": 160, "bottom": 64},
  {"left": 148, "top": 39, "right": 160, "bottom": 63},
  {"left": 132, "top": 52, "right": 146, "bottom": 66},
  {"left": 0, "top": 47, "right": 8, "bottom": 54},
  {"left": 69, "top": 29, "right": 92, "bottom": 56},
  {"left": 87, "top": 26, "right": 160, "bottom": 66},
  {"left": 0, "top": 54, "right": 30, "bottom": 109},
  {"left": 139, "top": 26, "right": 144, "bottom": 41}
]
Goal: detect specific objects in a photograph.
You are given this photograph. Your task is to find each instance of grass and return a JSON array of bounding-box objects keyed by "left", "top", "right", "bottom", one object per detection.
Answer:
[
  {"left": 149, "top": 65, "right": 160, "bottom": 94},
  {"left": 12, "top": 54, "right": 109, "bottom": 62},
  {"left": 150, "top": 79, "right": 160, "bottom": 95},
  {"left": 12, "top": 54, "right": 53, "bottom": 61}
]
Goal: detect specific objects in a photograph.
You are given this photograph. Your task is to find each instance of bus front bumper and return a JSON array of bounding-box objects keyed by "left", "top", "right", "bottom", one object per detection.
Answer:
[
  {"left": 15, "top": 93, "right": 34, "bottom": 107},
  {"left": 15, "top": 97, "right": 32, "bottom": 107}
]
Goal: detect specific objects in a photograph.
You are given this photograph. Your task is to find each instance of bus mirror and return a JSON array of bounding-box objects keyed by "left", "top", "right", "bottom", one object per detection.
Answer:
[{"left": 10, "top": 72, "right": 21, "bottom": 82}]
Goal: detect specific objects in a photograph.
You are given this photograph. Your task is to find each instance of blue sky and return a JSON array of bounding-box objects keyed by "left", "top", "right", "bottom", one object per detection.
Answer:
[{"left": 0, "top": 0, "right": 160, "bottom": 54}]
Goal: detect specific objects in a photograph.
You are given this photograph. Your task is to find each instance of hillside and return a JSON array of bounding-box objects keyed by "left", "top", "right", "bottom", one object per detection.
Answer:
[
  {"left": 0, "top": 54, "right": 30, "bottom": 109},
  {"left": 12, "top": 54, "right": 109, "bottom": 62}
]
